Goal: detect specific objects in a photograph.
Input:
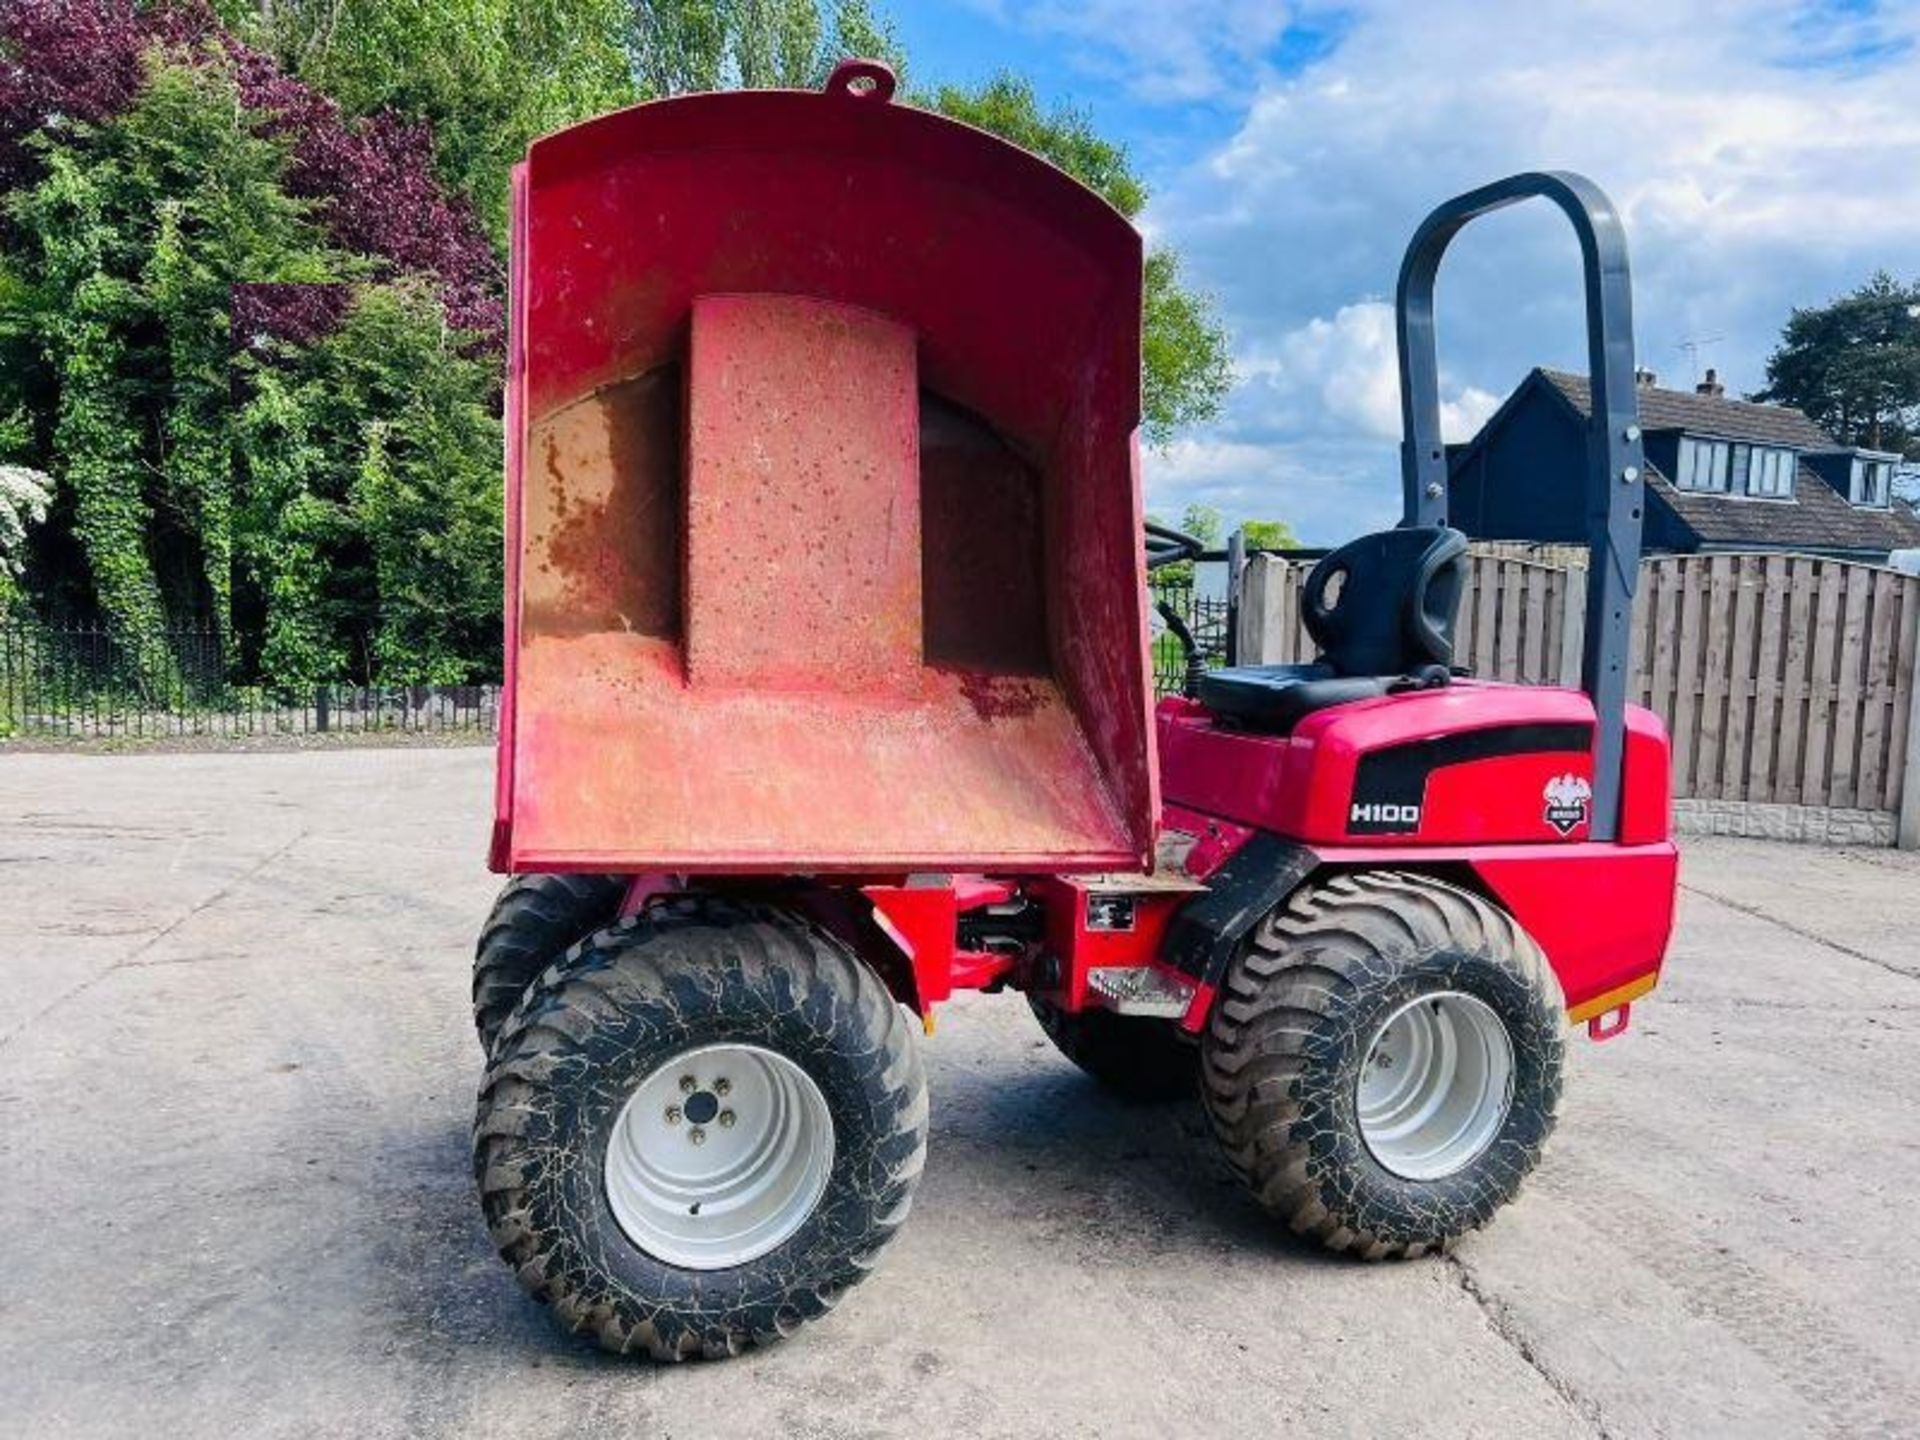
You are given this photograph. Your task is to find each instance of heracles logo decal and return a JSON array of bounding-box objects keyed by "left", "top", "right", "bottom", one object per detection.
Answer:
[{"left": 1542, "top": 773, "right": 1592, "bottom": 836}]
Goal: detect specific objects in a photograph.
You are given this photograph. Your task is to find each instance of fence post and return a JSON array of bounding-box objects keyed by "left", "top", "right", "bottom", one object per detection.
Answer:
[
  {"left": 1557, "top": 564, "right": 1589, "bottom": 688},
  {"left": 1225, "top": 528, "right": 1247, "bottom": 667},
  {"left": 1236, "top": 554, "right": 1280, "bottom": 663},
  {"left": 1900, "top": 613, "right": 1920, "bottom": 850},
  {"left": 315, "top": 685, "right": 330, "bottom": 734}
]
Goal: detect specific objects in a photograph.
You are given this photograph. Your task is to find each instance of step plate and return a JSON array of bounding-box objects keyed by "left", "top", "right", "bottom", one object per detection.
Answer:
[{"left": 1084, "top": 966, "right": 1194, "bottom": 1019}]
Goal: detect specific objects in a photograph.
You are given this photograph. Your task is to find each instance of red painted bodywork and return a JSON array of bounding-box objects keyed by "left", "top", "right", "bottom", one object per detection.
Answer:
[
  {"left": 1029, "top": 876, "right": 1189, "bottom": 1011},
  {"left": 1306, "top": 842, "right": 1678, "bottom": 1016},
  {"left": 492, "top": 67, "right": 1156, "bottom": 875},
  {"left": 821, "top": 683, "right": 1680, "bottom": 1023},
  {"left": 1157, "top": 683, "right": 1669, "bottom": 848},
  {"left": 1156, "top": 686, "right": 1678, "bottom": 1020}
]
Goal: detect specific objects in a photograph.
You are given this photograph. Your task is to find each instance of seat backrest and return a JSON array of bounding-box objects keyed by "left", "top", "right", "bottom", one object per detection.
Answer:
[{"left": 1301, "top": 526, "right": 1468, "bottom": 677}]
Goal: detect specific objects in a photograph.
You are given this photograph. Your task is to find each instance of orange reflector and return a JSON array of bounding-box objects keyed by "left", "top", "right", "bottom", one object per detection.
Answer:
[{"left": 1566, "top": 971, "right": 1657, "bottom": 1025}]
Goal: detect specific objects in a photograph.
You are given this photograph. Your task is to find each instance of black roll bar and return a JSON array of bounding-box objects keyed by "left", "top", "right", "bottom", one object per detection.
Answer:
[{"left": 1394, "top": 171, "right": 1646, "bottom": 843}]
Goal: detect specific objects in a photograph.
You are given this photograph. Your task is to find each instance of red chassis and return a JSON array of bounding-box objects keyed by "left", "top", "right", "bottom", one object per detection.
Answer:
[{"left": 606, "top": 681, "right": 1679, "bottom": 1045}]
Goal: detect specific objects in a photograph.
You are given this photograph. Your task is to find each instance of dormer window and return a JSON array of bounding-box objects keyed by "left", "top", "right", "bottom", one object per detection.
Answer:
[
  {"left": 1747, "top": 445, "right": 1795, "bottom": 497},
  {"left": 1676, "top": 437, "right": 1796, "bottom": 497},
  {"left": 1852, "top": 456, "right": 1894, "bottom": 508}
]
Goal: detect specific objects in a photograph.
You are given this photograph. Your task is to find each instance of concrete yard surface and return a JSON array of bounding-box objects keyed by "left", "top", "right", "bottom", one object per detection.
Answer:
[{"left": 1, "top": 748, "right": 1917, "bottom": 1439}]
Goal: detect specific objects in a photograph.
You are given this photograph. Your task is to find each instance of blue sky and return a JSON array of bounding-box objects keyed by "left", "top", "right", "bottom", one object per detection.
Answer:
[{"left": 886, "top": 0, "right": 1920, "bottom": 542}]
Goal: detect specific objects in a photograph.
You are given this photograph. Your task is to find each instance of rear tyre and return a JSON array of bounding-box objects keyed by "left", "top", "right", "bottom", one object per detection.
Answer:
[
  {"left": 472, "top": 872, "right": 625, "bottom": 1054},
  {"left": 1201, "top": 871, "right": 1564, "bottom": 1258},
  {"left": 1027, "top": 997, "right": 1197, "bottom": 1101},
  {"left": 474, "top": 899, "right": 927, "bottom": 1360}
]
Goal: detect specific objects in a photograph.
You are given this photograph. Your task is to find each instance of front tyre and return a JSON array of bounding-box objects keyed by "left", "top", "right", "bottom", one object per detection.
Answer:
[
  {"left": 1201, "top": 872, "right": 1564, "bottom": 1259},
  {"left": 474, "top": 900, "right": 927, "bottom": 1359},
  {"left": 472, "top": 872, "right": 626, "bottom": 1054}
]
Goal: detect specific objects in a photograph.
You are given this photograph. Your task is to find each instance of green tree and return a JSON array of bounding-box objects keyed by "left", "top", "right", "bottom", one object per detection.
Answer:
[
  {"left": 926, "top": 73, "right": 1232, "bottom": 445},
  {"left": 630, "top": 0, "right": 904, "bottom": 93},
  {"left": 228, "top": 283, "right": 505, "bottom": 687},
  {"left": 1757, "top": 271, "right": 1920, "bottom": 458},
  {"left": 214, "top": 0, "right": 638, "bottom": 241},
  {"left": 1240, "top": 519, "right": 1299, "bottom": 550},
  {"left": 215, "top": 0, "right": 905, "bottom": 239},
  {"left": 6, "top": 59, "right": 352, "bottom": 672},
  {"left": 5, "top": 53, "right": 503, "bottom": 688},
  {"left": 321, "top": 285, "right": 505, "bottom": 683},
  {"left": 1179, "top": 502, "right": 1224, "bottom": 547},
  {"left": 233, "top": 7, "right": 1231, "bottom": 445}
]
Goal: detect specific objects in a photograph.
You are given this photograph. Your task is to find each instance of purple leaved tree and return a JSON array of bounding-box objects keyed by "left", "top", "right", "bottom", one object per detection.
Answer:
[{"left": 0, "top": 0, "right": 503, "bottom": 347}]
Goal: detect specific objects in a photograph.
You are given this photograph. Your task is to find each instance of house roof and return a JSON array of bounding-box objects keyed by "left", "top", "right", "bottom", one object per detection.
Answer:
[
  {"left": 1458, "top": 368, "right": 1920, "bottom": 553},
  {"left": 1539, "top": 368, "right": 1835, "bottom": 449},
  {"left": 1645, "top": 457, "right": 1920, "bottom": 552}
]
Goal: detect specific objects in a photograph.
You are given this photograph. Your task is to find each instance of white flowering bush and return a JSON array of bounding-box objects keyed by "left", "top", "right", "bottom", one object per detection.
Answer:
[{"left": 0, "top": 465, "right": 52, "bottom": 584}]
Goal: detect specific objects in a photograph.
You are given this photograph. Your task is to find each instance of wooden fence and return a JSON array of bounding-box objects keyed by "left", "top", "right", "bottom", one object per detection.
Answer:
[
  {"left": 1238, "top": 549, "right": 1920, "bottom": 845},
  {"left": 1635, "top": 554, "right": 1920, "bottom": 817}
]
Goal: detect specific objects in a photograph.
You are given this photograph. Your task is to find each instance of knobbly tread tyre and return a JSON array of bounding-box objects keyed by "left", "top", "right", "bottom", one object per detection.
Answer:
[
  {"left": 473, "top": 898, "right": 928, "bottom": 1361},
  {"left": 1201, "top": 870, "right": 1564, "bottom": 1259},
  {"left": 1027, "top": 997, "right": 1197, "bottom": 1101},
  {"left": 472, "top": 872, "right": 626, "bottom": 1054}
]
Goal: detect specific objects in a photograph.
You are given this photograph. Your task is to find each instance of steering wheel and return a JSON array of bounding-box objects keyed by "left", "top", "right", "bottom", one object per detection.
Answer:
[
  {"left": 1145, "top": 521, "right": 1206, "bottom": 572},
  {"left": 1143, "top": 522, "right": 1211, "bottom": 697}
]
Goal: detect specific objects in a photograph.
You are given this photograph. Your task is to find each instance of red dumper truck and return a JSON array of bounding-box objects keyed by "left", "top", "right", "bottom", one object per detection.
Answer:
[{"left": 470, "top": 61, "right": 1678, "bottom": 1360}]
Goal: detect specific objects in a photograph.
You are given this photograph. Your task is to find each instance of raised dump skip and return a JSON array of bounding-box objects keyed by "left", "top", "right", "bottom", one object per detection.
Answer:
[{"left": 491, "top": 63, "right": 1157, "bottom": 874}]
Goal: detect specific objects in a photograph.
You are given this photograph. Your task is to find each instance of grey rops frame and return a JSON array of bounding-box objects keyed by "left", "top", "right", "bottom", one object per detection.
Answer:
[{"left": 1394, "top": 171, "right": 1647, "bottom": 843}]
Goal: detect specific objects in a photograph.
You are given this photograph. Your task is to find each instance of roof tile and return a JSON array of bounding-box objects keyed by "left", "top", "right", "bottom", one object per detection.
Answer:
[
  {"left": 1534, "top": 368, "right": 1920, "bottom": 550},
  {"left": 1540, "top": 368, "right": 1836, "bottom": 449},
  {"left": 1646, "top": 459, "right": 1920, "bottom": 550}
]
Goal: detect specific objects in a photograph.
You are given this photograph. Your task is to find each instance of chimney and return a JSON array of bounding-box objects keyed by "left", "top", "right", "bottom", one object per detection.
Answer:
[
  {"left": 1634, "top": 367, "right": 1658, "bottom": 388},
  {"left": 1696, "top": 367, "right": 1725, "bottom": 398}
]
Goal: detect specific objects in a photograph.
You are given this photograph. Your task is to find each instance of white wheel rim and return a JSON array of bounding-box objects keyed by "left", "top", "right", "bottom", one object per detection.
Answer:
[
  {"left": 604, "top": 1043, "right": 834, "bottom": 1270},
  {"left": 1357, "top": 991, "right": 1514, "bottom": 1181}
]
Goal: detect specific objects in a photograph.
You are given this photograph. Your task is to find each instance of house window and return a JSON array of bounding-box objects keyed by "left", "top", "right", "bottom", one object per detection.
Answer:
[
  {"left": 1748, "top": 446, "right": 1795, "bottom": 498},
  {"left": 1677, "top": 437, "right": 1730, "bottom": 492},
  {"left": 1852, "top": 457, "right": 1894, "bottom": 508},
  {"left": 1676, "top": 437, "right": 1795, "bottom": 497}
]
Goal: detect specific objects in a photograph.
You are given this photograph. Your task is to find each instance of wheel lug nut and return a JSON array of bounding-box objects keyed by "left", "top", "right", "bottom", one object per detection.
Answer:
[
  {"left": 688, "top": 1127, "right": 707, "bottom": 1145},
  {"left": 665, "top": 1105, "right": 682, "bottom": 1124},
  {"left": 713, "top": 1078, "right": 731, "bottom": 1097},
  {"left": 679, "top": 1075, "right": 697, "bottom": 1094},
  {"left": 718, "top": 1109, "right": 736, "bottom": 1128}
]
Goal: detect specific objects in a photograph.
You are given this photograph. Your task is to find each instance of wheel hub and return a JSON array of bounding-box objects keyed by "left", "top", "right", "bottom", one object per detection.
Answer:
[
  {"left": 605, "top": 1043, "right": 833, "bottom": 1269},
  {"left": 1356, "top": 991, "right": 1515, "bottom": 1181}
]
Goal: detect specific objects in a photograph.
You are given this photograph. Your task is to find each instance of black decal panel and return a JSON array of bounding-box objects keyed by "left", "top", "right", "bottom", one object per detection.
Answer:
[{"left": 1347, "top": 723, "right": 1592, "bottom": 836}]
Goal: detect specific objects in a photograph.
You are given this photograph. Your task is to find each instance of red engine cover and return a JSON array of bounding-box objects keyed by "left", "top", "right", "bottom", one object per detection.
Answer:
[
  {"left": 1157, "top": 682, "right": 1670, "bottom": 848},
  {"left": 1156, "top": 683, "right": 1678, "bottom": 1019}
]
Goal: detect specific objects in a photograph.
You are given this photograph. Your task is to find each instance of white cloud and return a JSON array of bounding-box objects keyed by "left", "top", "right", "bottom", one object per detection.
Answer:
[
  {"left": 956, "top": 0, "right": 1305, "bottom": 102},
  {"left": 1142, "top": 301, "right": 1497, "bottom": 534},
  {"left": 1237, "top": 301, "right": 1499, "bottom": 444},
  {"left": 1131, "top": 0, "right": 1920, "bottom": 541}
]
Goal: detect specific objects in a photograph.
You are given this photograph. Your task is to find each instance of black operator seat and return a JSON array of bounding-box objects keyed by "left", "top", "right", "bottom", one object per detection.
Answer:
[{"left": 1197, "top": 526, "right": 1468, "bottom": 733}]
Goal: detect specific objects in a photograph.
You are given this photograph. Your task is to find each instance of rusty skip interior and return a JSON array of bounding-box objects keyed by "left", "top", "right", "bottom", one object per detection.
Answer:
[
  {"left": 499, "top": 88, "right": 1154, "bottom": 872},
  {"left": 523, "top": 326, "right": 1050, "bottom": 681}
]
